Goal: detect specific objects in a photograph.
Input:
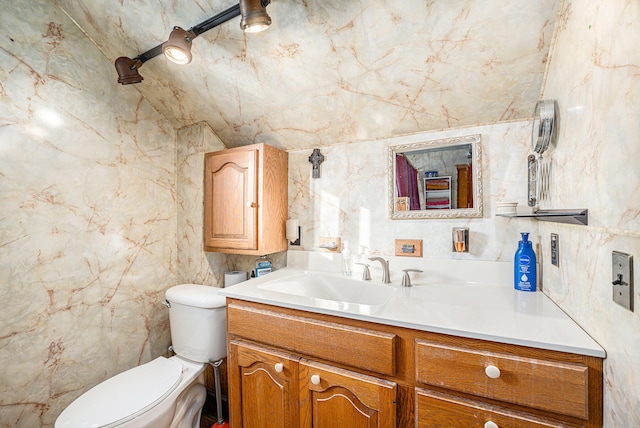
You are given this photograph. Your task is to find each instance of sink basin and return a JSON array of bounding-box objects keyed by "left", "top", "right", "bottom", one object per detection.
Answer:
[{"left": 257, "top": 271, "right": 396, "bottom": 314}]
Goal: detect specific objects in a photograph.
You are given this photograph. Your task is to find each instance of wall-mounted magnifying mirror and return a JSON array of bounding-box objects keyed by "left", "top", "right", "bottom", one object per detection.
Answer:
[{"left": 388, "top": 134, "right": 483, "bottom": 219}]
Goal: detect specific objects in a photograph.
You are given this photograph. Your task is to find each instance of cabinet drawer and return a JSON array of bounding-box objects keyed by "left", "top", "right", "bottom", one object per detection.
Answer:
[
  {"left": 415, "top": 340, "right": 588, "bottom": 419},
  {"left": 416, "top": 388, "right": 582, "bottom": 428},
  {"left": 228, "top": 302, "right": 397, "bottom": 375}
]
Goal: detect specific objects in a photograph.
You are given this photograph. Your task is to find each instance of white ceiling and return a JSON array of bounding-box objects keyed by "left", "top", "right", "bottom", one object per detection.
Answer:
[{"left": 55, "top": 0, "right": 559, "bottom": 151}]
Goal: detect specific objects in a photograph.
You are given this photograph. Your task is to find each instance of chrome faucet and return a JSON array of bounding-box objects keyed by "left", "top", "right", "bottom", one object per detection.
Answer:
[{"left": 368, "top": 257, "right": 391, "bottom": 283}]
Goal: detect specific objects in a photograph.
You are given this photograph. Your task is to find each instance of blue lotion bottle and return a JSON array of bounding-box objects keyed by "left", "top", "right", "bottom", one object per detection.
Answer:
[{"left": 514, "top": 233, "right": 537, "bottom": 291}]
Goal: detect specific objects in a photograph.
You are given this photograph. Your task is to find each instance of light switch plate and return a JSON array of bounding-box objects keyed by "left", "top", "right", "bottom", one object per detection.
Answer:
[
  {"left": 612, "top": 251, "right": 634, "bottom": 311},
  {"left": 550, "top": 233, "right": 559, "bottom": 267}
]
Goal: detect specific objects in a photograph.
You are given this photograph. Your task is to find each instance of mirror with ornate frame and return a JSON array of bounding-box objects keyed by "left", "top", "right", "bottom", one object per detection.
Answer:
[{"left": 388, "top": 134, "right": 483, "bottom": 219}]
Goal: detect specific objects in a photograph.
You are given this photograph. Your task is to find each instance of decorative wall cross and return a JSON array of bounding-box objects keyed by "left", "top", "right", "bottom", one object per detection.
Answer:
[{"left": 308, "top": 148, "right": 325, "bottom": 179}]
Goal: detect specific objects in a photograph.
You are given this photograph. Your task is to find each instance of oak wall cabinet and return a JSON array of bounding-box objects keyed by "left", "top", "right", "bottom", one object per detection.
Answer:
[{"left": 204, "top": 143, "right": 288, "bottom": 255}]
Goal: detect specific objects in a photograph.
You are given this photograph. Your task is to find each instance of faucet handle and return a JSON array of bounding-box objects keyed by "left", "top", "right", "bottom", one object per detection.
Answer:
[
  {"left": 355, "top": 263, "right": 371, "bottom": 281},
  {"left": 401, "top": 269, "right": 423, "bottom": 287}
]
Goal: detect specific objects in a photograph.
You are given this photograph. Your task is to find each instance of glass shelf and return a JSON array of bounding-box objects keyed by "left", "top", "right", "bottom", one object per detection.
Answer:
[{"left": 496, "top": 209, "right": 588, "bottom": 226}]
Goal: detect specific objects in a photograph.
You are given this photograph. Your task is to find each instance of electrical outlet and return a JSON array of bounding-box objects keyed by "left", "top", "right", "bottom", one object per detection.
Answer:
[
  {"left": 550, "top": 233, "right": 559, "bottom": 267},
  {"left": 394, "top": 239, "right": 423, "bottom": 257},
  {"left": 612, "top": 251, "right": 634, "bottom": 311}
]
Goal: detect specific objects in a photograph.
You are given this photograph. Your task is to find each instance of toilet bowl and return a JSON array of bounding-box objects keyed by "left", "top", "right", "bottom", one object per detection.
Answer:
[{"left": 56, "top": 284, "right": 227, "bottom": 428}]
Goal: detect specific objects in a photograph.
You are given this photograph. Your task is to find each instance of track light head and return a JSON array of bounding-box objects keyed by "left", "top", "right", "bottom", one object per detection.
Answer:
[
  {"left": 239, "top": 0, "right": 272, "bottom": 33},
  {"left": 115, "top": 57, "right": 143, "bottom": 84},
  {"left": 163, "top": 27, "right": 194, "bottom": 65}
]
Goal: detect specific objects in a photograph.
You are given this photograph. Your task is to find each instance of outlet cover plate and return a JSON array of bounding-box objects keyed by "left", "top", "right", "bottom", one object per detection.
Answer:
[
  {"left": 612, "top": 251, "right": 634, "bottom": 311},
  {"left": 394, "top": 239, "right": 423, "bottom": 257}
]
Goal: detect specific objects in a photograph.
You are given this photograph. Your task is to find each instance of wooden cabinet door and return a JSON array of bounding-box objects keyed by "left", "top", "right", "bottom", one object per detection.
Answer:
[
  {"left": 228, "top": 340, "right": 299, "bottom": 428},
  {"left": 204, "top": 148, "right": 258, "bottom": 250},
  {"left": 299, "top": 359, "right": 396, "bottom": 428}
]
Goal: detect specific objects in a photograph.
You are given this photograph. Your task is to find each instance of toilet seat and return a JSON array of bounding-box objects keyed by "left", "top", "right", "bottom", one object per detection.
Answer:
[{"left": 56, "top": 357, "right": 183, "bottom": 428}]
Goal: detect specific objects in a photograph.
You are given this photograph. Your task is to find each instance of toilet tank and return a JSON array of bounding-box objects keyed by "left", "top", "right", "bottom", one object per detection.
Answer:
[{"left": 165, "top": 284, "right": 227, "bottom": 363}]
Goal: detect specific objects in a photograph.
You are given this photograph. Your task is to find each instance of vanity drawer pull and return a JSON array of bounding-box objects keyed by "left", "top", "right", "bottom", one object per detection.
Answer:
[
  {"left": 310, "top": 374, "right": 321, "bottom": 385},
  {"left": 484, "top": 421, "right": 499, "bottom": 428},
  {"left": 484, "top": 365, "right": 501, "bottom": 379},
  {"left": 274, "top": 363, "right": 283, "bottom": 373}
]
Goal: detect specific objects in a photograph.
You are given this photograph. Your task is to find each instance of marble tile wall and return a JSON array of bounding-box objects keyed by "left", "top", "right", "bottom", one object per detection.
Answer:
[
  {"left": 0, "top": 1, "right": 177, "bottom": 426},
  {"left": 537, "top": 1, "right": 640, "bottom": 426},
  {"left": 176, "top": 122, "right": 228, "bottom": 285},
  {"left": 288, "top": 122, "right": 534, "bottom": 261}
]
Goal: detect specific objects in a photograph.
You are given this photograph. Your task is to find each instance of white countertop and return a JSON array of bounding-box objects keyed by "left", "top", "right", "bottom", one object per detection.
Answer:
[{"left": 220, "top": 262, "right": 605, "bottom": 358}]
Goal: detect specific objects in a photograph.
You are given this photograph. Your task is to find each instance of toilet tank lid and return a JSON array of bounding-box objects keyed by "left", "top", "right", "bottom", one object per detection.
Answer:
[
  {"left": 165, "top": 284, "right": 226, "bottom": 308},
  {"left": 55, "top": 357, "right": 182, "bottom": 428}
]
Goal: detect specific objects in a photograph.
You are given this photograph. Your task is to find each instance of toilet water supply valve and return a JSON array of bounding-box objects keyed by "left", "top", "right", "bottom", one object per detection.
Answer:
[{"left": 208, "top": 359, "right": 228, "bottom": 428}]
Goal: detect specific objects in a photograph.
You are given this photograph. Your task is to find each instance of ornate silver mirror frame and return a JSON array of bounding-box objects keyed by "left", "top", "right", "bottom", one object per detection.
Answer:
[{"left": 388, "top": 134, "right": 483, "bottom": 219}]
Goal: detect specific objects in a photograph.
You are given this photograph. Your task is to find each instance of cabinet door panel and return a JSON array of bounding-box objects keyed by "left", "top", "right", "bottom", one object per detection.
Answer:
[
  {"left": 204, "top": 149, "right": 257, "bottom": 250},
  {"left": 229, "top": 340, "right": 299, "bottom": 428},
  {"left": 299, "top": 360, "right": 396, "bottom": 428}
]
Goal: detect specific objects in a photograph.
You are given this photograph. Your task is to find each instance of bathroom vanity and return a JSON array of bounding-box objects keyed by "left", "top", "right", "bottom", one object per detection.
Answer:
[{"left": 221, "top": 262, "right": 604, "bottom": 428}]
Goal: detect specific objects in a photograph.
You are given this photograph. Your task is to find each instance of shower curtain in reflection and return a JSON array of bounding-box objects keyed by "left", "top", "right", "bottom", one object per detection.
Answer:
[{"left": 395, "top": 154, "right": 420, "bottom": 210}]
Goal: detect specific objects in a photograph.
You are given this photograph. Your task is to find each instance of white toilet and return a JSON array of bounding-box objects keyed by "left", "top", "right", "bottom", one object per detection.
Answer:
[{"left": 56, "top": 284, "right": 227, "bottom": 428}]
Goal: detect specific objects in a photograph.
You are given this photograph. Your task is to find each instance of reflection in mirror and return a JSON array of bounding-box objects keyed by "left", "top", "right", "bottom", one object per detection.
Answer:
[{"left": 388, "top": 134, "right": 483, "bottom": 219}]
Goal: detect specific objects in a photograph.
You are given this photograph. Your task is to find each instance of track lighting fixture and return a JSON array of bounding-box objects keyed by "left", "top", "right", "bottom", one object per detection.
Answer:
[{"left": 115, "top": 1, "right": 272, "bottom": 85}]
